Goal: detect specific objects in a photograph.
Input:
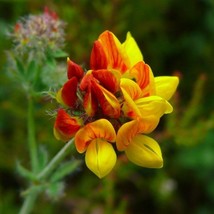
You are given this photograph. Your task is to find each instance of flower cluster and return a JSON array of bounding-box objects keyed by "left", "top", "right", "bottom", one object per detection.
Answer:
[
  {"left": 54, "top": 31, "right": 179, "bottom": 178},
  {"left": 10, "top": 7, "right": 65, "bottom": 60}
]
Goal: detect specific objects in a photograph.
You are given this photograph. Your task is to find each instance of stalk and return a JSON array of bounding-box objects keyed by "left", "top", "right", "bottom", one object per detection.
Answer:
[
  {"left": 37, "top": 138, "right": 75, "bottom": 180},
  {"left": 19, "top": 191, "right": 38, "bottom": 214},
  {"left": 27, "top": 96, "right": 39, "bottom": 173}
]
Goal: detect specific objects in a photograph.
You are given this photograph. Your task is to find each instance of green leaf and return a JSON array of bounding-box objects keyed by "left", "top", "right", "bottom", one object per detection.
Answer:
[
  {"left": 26, "top": 60, "right": 37, "bottom": 81},
  {"left": 16, "top": 161, "right": 37, "bottom": 181},
  {"left": 15, "top": 57, "right": 25, "bottom": 76},
  {"left": 21, "top": 184, "right": 45, "bottom": 197},
  {"left": 51, "top": 49, "right": 68, "bottom": 58},
  {"left": 50, "top": 159, "right": 81, "bottom": 183},
  {"left": 37, "top": 146, "right": 49, "bottom": 172}
]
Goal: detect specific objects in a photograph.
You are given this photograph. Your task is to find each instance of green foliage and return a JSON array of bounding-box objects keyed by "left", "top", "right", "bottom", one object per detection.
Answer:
[{"left": 50, "top": 159, "right": 81, "bottom": 183}]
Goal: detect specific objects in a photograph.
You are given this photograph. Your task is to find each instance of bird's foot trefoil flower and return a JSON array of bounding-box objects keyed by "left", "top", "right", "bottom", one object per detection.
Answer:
[{"left": 53, "top": 30, "right": 179, "bottom": 178}]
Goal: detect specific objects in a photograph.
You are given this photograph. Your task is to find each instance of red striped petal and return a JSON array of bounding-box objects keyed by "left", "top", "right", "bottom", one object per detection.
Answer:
[
  {"left": 91, "top": 80, "right": 120, "bottom": 118},
  {"left": 90, "top": 41, "right": 108, "bottom": 70},
  {"left": 92, "top": 69, "right": 120, "bottom": 93},
  {"left": 98, "top": 31, "right": 128, "bottom": 73},
  {"left": 129, "top": 62, "right": 155, "bottom": 96}
]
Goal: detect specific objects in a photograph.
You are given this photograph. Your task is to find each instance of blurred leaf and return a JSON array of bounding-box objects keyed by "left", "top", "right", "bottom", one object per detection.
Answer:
[
  {"left": 50, "top": 159, "right": 81, "bottom": 183},
  {"left": 15, "top": 57, "right": 26, "bottom": 77},
  {"left": 51, "top": 49, "right": 68, "bottom": 58},
  {"left": 16, "top": 161, "right": 37, "bottom": 181},
  {"left": 21, "top": 184, "right": 45, "bottom": 197},
  {"left": 176, "top": 130, "right": 214, "bottom": 172},
  {"left": 26, "top": 60, "right": 37, "bottom": 81},
  {"left": 37, "top": 146, "right": 49, "bottom": 172}
]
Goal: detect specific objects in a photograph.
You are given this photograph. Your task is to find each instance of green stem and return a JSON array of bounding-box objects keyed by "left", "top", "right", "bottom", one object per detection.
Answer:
[
  {"left": 19, "top": 190, "right": 38, "bottom": 214},
  {"left": 19, "top": 138, "right": 75, "bottom": 213},
  {"left": 37, "top": 138, "right": 75, "bottom": 180},
  {"left": 28, "top": 96, "right": 39, "bottom": 173}
]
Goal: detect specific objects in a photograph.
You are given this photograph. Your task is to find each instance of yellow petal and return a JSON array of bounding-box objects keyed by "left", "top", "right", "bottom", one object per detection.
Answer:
[
  {"left": 155, "top": 76, "right": 179, "bottom": 100},
  {"left": 120, "top": 78, "right": 171, "bottom": 119},
  {"left": 75, "top": 119, "right": 116, "bottom": 153},
  {"left": 85, "top": 139, "right": 117, "bottom": 178},
  {"left": 120, "top": 78, "right": 142, "bottom": 100},
  {"left": 125, "top": 135, "right": 163, "bottom": 168},
  {"left": 116, "top": 118, "right": 159, "bottom": 151},
  {"left": 122, "top": 32, "right": 143, "bottom": 66},
  {"left": 135, "top": 96, "right": 173, "bottom": 118},
  {"left": 120, "top": 78, "right": 142, "bottom": 118}
]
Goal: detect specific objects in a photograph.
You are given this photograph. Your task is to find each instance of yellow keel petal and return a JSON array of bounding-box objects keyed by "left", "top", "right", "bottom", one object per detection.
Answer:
[
  {"left": 125, "top": 135, "right": 163, "bottom": 168},
  {"left": 85, "top": 139, "right": 117, "bottom": 178}
]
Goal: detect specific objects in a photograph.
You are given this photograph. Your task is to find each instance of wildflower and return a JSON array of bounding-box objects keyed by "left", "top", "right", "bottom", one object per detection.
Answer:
[
  {"left": 116, "top": 118, "right": 163, "bottom": 168},
  {"left": 7, "top": 7, "right": 67, "bottom": 91},
  {"left": 53, "top": 30, "right": 179, "bottom": 178},
  {"left": 75, "top": 119, "right": 117, "bottom": 178},
  {"left": 54, "top": 109, "right": 82, "bottom": 142},
  {"left": 9, "top": 7, "right": 65, "bottom": 61},
  {"left": 120, "top": 78, "right": 173, "bottom": 120}
]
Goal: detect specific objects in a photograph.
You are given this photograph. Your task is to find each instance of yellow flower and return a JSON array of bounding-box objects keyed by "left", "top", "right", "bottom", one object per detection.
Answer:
[
  {"left": 53, "top": 30, "right": 179, "bottom": 177},
  {"left": 116, "top": 119, "right": 163, "bottom": 168},
  {"left": 154, "top": 76, "right": 179, "bottom": 100},
  {"left": 75, "top": 119, "right": 117, "bottom": 178},
  {"left": 120, "top": 78, "right": 173, "bottom": 120}
]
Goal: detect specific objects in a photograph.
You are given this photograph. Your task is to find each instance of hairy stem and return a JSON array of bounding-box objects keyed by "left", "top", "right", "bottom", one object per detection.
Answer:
[
  {"left": 37, "top": 138, "right": 75, "bottom": 180},
  {"left": 27, "top": 96, "right": 39, "bottom": 173},
  {"left": 19, "top": 187, "right": 38, "bottom": 214}
]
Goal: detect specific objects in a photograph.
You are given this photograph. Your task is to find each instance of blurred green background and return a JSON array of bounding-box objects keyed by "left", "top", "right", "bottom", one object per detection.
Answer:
[{"left": 0, "top": 0, "right": 214, "bottom": 213}]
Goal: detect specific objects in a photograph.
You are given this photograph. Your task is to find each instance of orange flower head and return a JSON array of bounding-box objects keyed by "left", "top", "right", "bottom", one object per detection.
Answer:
[{"left": 52, "top": 30, "right": 179, "bottom": 178}]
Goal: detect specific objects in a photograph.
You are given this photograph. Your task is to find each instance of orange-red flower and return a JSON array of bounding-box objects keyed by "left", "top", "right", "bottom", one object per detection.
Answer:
[
  {"left": 56, "top": 77, "right": 78, "bottom": 108},
  {"left": 56, "top": 58, "right": 84, "bottom": 108},
  {"left": 54, "top": 109, "right": 82, "bottom": 142},
  {"left": 53, "top": 30, "right": 179, "bottom": 178}
]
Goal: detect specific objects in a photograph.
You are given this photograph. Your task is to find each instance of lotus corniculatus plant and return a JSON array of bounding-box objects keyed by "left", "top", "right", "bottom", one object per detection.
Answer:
[{"left": 54, "top": 31, "right": 179, "bottom": 178}]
